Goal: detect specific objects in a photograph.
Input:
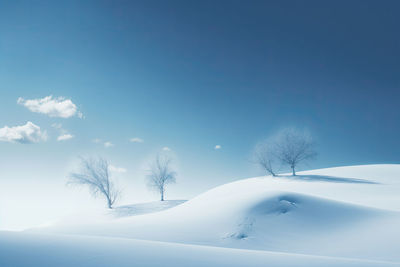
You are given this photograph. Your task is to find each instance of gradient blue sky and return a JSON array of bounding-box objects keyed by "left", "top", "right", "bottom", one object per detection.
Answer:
[{"left": 1, "top": 0, "right": 399, "bottom": 229}]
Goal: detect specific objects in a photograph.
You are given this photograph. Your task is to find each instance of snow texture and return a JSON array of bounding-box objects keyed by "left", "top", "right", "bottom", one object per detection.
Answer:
[{"left": 2, "top": 164, "right": 400, "bottom": 266}]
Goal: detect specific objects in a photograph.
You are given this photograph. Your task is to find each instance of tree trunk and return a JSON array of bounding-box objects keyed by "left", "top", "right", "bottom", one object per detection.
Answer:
[
  {"left": 291, "top": 165, "right": 296, "bottom": 176},
  {"left": 107, "top": 198, "right": 112, "bottom": 209},
  {"left": 161, "top": 190, "right": 164, "bottom": 201}
]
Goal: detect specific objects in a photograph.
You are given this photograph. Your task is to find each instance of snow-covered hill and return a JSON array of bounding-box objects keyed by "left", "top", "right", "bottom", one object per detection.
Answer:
[{"left": 4, "top": 164, "right": 400, "bottom": 266}]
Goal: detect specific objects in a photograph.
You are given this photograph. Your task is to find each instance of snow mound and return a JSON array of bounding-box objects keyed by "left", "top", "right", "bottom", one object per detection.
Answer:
[
  {"left": 30, "top": 200, "right": 187, "bottom": 230},
  {"left": 224, "top": 192, "right": 380, "bottom": 241},
  {"left": 30, "top": 165, "right": 400, "bottom": 263},
  {"left": 110, "top": 200, "right": 187, "bottom": 218},
  {"left": 39, "top": 191, "right": 399, "bottom": 262}
]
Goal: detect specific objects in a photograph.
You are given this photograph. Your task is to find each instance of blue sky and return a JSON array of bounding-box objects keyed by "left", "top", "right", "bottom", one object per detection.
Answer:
[{"left": 1, "top": 0, "right": 399, "bottom": 229}]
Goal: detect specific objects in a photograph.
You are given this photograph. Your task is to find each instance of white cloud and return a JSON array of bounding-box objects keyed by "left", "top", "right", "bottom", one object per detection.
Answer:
[
  {"left": 0, "top": 121, "right": 47, "bottom": 144},
  {"left": 162, "top": 147, "right": 171, "bottom": 151},
  {"left": 215, "top": 145, "right": 222, "bottom": 150},
  {"left": 109, "top": 165, "right": 127, "bottom": 173},
  {"left": 57, "top": 134, "right": 74, "bottom": 141},
  {"left": 92, "top": 139, "right": 113, "bottom": 148},
  {"left": 130, "top": 137, "right": 144, "bottom": 143},
  {"left": 17, "top": 95, "right": 82, "bottom": 118},
  {"left": 52, "top": 123, "right": 74, "bottom": 141},
  {"left": 104, "top": 141, "right": 114, "bottom": 148}
]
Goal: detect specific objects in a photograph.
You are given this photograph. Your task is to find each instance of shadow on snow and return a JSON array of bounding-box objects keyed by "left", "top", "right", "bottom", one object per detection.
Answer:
[{"left": 278, "top": 174, "right": 379, "bottom": 184}]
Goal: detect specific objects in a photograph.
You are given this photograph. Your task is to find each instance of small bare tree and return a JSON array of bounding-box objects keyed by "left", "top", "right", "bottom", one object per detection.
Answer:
[
  {"left": 274, "top": 128, "right": 316, "bottom": 176},
  {"left": 146, "top": 154, "right": 176, "bottom": 201},
  {"left": 253, "top": 141, "right": 277, "bottom": 177},
  {"left": 68, "top": 157, "right": 120, "bottom": 209}
]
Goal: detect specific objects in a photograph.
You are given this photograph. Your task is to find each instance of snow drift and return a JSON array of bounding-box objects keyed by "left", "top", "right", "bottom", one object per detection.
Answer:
[
  {"left": 1, "top": 164, "right": 399, "bottom": 266},
  {"left": 34, "top": 164, "right": 400, "bottom": 263},
  {"left": 1, "top": 231, "right": 398, "bottom": 267}
]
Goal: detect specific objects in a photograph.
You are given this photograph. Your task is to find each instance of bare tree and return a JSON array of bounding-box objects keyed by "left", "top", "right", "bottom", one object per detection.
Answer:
[
  {"left": 253, "top": 140, "right": 278, "bottom": 177},
  {"left": 146, "top": 154, "right": 176, "bottom": 201},
  {"left": 274, "top": 128, "right": 316, "bottom": 176},
  {"left": 68, "top": 157, "right": 120, "bottom": 209}
]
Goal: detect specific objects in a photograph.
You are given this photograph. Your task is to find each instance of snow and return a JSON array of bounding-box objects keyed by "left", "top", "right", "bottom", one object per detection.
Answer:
[
  {"left": 43, "top": 200, "right": 187, "bottom": 226},
  {"left": 110, "top": 200, "right": 187, "bottom": 218},
  {"left": 1, "top": 232, "right": 398, "bottom": 267},
  {"left": 2, "top": 164, "right": 400, "bottom": 266}
]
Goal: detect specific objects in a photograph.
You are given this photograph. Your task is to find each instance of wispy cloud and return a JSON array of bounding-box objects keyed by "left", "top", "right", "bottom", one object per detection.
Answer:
[
  {"left": 92, "top": 138, "right": 113, "bottom": 148},
  {"left": 162, "top": 146, "right": 171, "bottom": 151},
  {"left": 0, "top": 121, "right": 47, "bottom": 144},
  {"left": 18, "top": 95, "right": 82, "bottom": 118},
  {"left": 57, "top": 134, "right": 74, "bottom": 141},
  {"left": 52, "top": 123, "right": 74, "bottom": 142},
  {"left": 109, "top": 165, "right": 127, "bottom": 173},
  {"left": 129, "top": 137, "right": 144, "bottom": 143},
  {"left": 215, "top": 145, "right": 222, "bottom": 150},
  {"left": 104, "top": 141, "right": 114, "bottom": 148}
]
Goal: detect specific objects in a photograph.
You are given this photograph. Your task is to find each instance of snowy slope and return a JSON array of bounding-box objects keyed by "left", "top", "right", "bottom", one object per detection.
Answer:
[
  {"left": 44, "top": 200, "right": 187, "bottom": 227},
  {"left": 0, "top": 231, "right": 398, "bottom": 267},
  {"left": 110, "top": 200, "right": 187, "bottom": 218},
  {"left": 34, "top": 164, "right": 400, "bottom": 263}
]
